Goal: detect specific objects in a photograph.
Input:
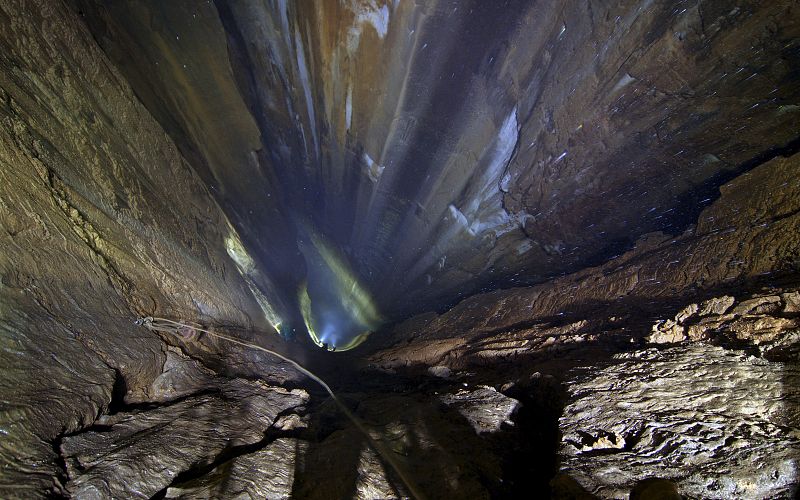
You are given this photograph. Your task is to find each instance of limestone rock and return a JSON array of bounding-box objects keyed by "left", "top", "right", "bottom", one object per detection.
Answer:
[
  {"left": 440, "top": 386, "right": 520, "bottom": 435},
  {"left": 370, "top": 151, "right": 800, "bottom": 369},
  {"left": 74, "top": 0, "right": 800, "bottom": 317},
  {"left": 289, "top": 427, "right": 403, "bottom": 500},
  {"left": 354, "top": 446, "right": 403, "bottom": 500},
  {"left": 649, "top": 303, "right": 703, "bottom": 343},
  {"left": 731, "top": 295, "right": 783, "bottom": 316},
  {"left": 559, "top": 344, "right": 800, "bottom": 499},
  {"left": 761, "top": 330, "right": 800, "bottom": 362},
  {"left": 0, "top": 1, "right": 274, "bottom": 495},
  {"left": 273, "top": 413, "right": 309, "bottom": 432},
  {"left": 61, "top": 380, "right": 308, "bottom": 499},
  {"left": 164, "top": 438, "right": 308, "bottom": 499},
  {"left": 568, "top": 430, "right": 627, "bottom": 453},
  {"left": 293, "top": 392, "right": 508, "bottom": 499},
  {"left": 427, "top": 365, "right": 452, "bottom": 378},
  {"left": 629, "top": 478, "right": 681, "bottom": 500},
  {"left": 550, "top": 473, "right": 597, "bottom": 500},
  {"left": 698, "top": 296, "right": 735, "bottom": 317},
  {"left": 783, "top": 291, "right": 800, "bottom": 313},
  {"left": 674, "top": 303, "right": 699, "bottom": 324},
  {"left": 686, "top": 316, "right": 732, "bottom": 341},
  {"left": 1, "top": 0, "right": 799, "bottom": 497},
  {"left": 727, "top": 315, "right": 798, "bottom": 344},
  {"left": 133, "top": 347, "right": 218, "bottom": 404},
  {"left": 647, "top": 319, "right": 686, "bottom": 344},
  {"left": 679, "top": 290, "right": 800, "bottom": 350}
]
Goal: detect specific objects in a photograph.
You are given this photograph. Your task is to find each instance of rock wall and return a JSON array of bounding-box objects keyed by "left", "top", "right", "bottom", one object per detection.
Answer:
[
  {"left": 367, "top": 150, "right": 800, "bottom": 370},
  {"left": 61, "top": 379, "right": 308, "bottom": 498},
  {"left": 361, "top": 149, "right": 800, "bottom": 498},
  {"left": 0, "top": 1, "right": 296, "bottom": 496},
  {"left": 72, "top": 0, "right": 800, "bottom": 318}
]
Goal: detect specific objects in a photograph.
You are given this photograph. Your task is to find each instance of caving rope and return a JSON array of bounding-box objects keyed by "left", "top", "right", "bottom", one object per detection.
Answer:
[{"left": 135, "top": 316, "right": 424, "bottom": 500}]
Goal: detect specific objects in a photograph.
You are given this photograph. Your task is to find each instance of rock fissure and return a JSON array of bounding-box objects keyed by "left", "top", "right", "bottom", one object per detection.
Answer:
[{"left": 48, "top": 434, "right": 70, "bottom": 499}]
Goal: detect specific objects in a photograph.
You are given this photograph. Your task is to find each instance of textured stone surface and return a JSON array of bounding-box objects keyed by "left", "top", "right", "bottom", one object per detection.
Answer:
[
  {"left": 367, "top": 151, "right": 800, "bottom": 369},
  {"left": 0, "top": 301, "right": 116, "bottom": 498},
  {"left": 61, "top": 379, "right": 308, "bottom": 499},
  {"left": 291, "top": 389, "right": 515, "bottom": 499},
  {"left": 164, "top": 438, "right": 308, "bottom": 500},
  {"left": 784, "top": 291, "right": 800, "bottom": 313},
  {"left": 558, "top": 344, "right": 800, "bottom": 499},
  {"left": 353, "top": 446, "right": 403, "bottom": 500},
  {"left": 440, "top": 386, "right": 520, "bottom": 435},
  {"left": 73, "top": 0, "right": 800, "bottom": 320},
  {"left": 135, "top": 347, "right": 218, "bottom": 404},
  {"left": 550, "top": 473, "right": 597, "bottom": 500},
  {"left": 698, "top": 295, "right": 735, "bottom": 316},
  {"left": 0, "top": 1, "right": 285, "bottom": 497},
  {"left": 664, "top": 289, "right": 800, "bottom": 357},
  {"left": 647, "top": 318, "right": 687, "bottom": 344},
  {"left": 0, "top": 0, "right": 799, "bottom": 498}
]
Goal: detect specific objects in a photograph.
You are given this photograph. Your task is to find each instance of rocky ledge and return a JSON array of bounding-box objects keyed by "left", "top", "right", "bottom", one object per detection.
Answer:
[{"left": 558, "top": 288, "right": 800, "bottom": 498}]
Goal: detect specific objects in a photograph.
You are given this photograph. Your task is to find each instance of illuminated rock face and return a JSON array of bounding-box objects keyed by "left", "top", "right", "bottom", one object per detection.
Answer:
[
  {"left": 559, "top": 344, "right": 800, "bottom": 499},
  {"left": 1, "top": 0, "right": 800, "bottom": 498},
  {"left": 73, "top": 0, "right": 800, "bottom": 328},
  {"left": 298, "top": 229, "right": 382, "bottom": 351}
]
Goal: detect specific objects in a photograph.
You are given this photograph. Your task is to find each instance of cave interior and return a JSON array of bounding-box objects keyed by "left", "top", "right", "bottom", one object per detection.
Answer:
[{"left": 1, "top": 0, "right": 799, "bottom": 498}]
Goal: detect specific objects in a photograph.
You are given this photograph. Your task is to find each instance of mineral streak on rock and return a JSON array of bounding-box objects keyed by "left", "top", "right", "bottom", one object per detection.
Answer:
[{"left": 367, "top": 151, "right": 800, "bottom": 369}]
